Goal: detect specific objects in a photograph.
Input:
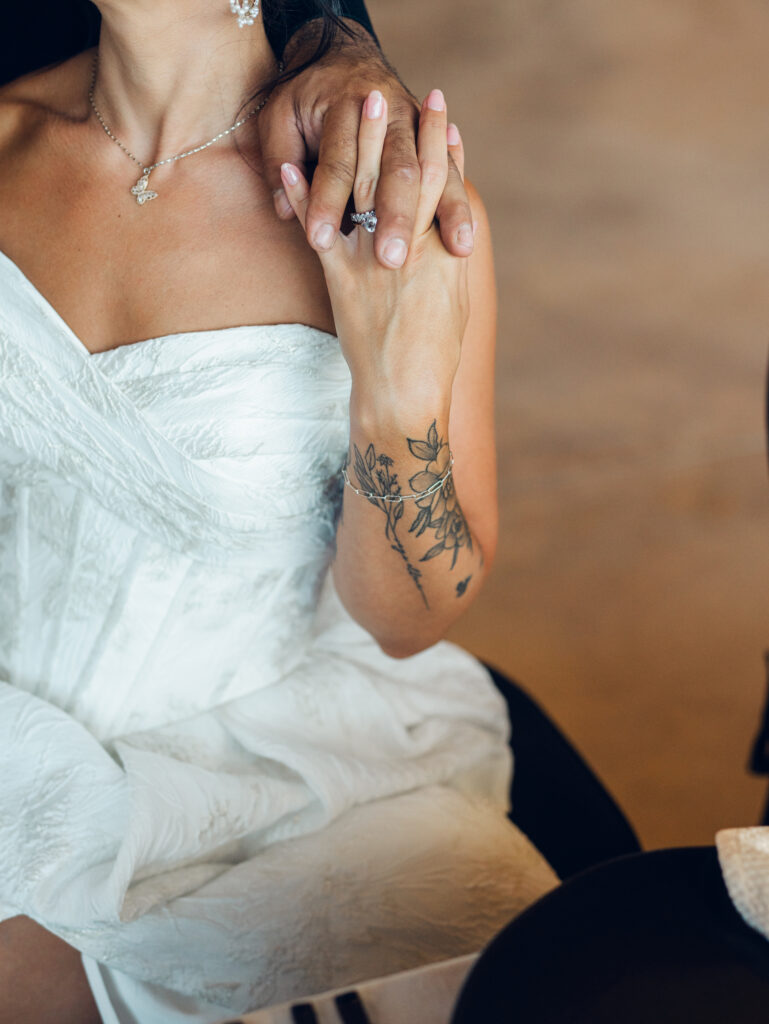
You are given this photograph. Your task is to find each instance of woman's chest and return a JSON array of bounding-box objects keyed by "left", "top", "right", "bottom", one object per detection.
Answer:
[{"left": 0, "top": 143, "right": 334, "bottom": 354}]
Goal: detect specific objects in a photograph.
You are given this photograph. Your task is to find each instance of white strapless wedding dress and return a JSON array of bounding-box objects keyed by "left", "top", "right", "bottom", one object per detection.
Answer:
[{"left": 0, "top": 249, "right": 557, "bottom": 1020}]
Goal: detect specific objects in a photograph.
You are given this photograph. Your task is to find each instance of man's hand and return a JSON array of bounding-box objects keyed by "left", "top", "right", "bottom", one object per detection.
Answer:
[{"left": 257, "top": 19, "right": 474, "bottom": 269}]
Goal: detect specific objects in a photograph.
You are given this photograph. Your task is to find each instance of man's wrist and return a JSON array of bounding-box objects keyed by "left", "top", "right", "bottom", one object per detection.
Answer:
[{"left": 282, "top": 17, "right": 378, "bottom": 67}]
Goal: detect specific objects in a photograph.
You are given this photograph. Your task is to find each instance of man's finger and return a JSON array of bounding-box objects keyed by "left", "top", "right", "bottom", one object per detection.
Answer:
[
  {"left": 256, "top": 89, "right": 308, "bottom": 221},
  {"left": 373, "top": 100, "right": 422, "bottom": 269},
  {"left": 305, "top": 96, "right": 362, "bottom": 253},
  {"left": 435, "top": 152, "right": 474, "bottom": 257}
]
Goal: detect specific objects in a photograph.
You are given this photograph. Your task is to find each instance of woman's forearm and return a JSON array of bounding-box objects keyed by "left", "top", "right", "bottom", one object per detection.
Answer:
[
  {"left": 279, "top": 90, "right": 496, "bottom": 647},
  {"left": 332, "top": 398, "right": 487, "bottom": 659}
]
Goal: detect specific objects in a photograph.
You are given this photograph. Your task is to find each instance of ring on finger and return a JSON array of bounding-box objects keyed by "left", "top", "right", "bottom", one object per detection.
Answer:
[{"left": 351, "top": 209, "right": 378, "bottom": 233}]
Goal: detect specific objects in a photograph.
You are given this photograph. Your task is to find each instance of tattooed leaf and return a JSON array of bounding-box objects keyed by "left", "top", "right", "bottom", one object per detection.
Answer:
[
  {"left": 409, "top": 507, "right": 431, "bottom": 536},
  {"left": 354, "top": 446, "right": 372, "bottom": 487},
  {"left": 365, "top": 444, "right": 376, "bottom": 470},
  {"left": 407, "top": 439, "right": 437, "bottom": 462},
  {"left": 427, "top": 420, "right": 439, "bottom": 449},
  {"left": 421, "top": 542, "right": 446, "bottom": 562},
  {"left": 456, "top": 575, "right": 472, "bottom": 597},
  {"left": 409, "top": 568, "right": 424, "bottom": 588},
  {"left": 392, "top": 500, "right": 405, "bottom": 522},
  {"left": 409, "top": 471, "right": 439, "bottom": 492}
]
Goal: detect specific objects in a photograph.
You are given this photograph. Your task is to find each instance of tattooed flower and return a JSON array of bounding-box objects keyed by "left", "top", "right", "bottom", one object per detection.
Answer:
[{"left": 378, "top": 454, "right": 394, "bottom": 467}]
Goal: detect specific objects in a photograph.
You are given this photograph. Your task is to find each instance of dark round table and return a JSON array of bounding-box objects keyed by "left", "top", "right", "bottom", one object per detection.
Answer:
[{"left": 452, "top": 846, "right": 769, "bottom": 1023}]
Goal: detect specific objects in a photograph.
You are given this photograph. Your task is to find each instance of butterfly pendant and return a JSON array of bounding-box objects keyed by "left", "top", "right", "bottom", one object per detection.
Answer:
[{"left": 130, "top": 174, "right": 158, "bottom": 205}]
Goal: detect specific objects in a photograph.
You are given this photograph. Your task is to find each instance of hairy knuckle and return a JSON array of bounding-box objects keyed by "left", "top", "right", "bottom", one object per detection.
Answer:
[
  {"left": 437, "top": 192, "right": 471, "bottom": 217},
  {"left": 320, "top": 156, "right": 357, "bottom": 187}
]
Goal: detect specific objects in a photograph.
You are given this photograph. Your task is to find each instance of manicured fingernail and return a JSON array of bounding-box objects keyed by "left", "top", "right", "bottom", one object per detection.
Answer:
[
  {"left": 366, "top": 90, "right": 384, "bottom": 119},
  {"left": 383, "top": 239, "right": 408, "bottom": 267},
  {"left": 457, "top": 223, "right": 473, "bottom": 248},
  {"left": 427, "top": 89, "right": 445, "bottom": 112},
  {"left": 280, "top": 162, "right": 299, "bottom": 186},
  {"left": 273, "top": 187, "right": 292, "bottom": 217},
  {"left": 313, "top": 223, "right": 335, "bottom": 251},
  {"left": 447, "top": 122, "right": 460, "bottom": 146}
]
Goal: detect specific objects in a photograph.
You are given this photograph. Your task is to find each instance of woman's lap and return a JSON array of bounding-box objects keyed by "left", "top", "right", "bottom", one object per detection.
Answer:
[{"left": 1, "top": 669, "right": 637, "bottom": 1023}]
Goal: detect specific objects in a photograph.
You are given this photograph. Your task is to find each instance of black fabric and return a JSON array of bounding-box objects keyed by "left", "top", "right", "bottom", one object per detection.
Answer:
[
  {"left": 452, "top": 846, "right": 769, "bottom": 1024},
  {"left": 484, "top": 663, "right": 641, "bottom": 880},
  {"left": 0, "top": 1, "right": 376, "bottom": 88},
  {"left": 0, "top": 4, "right": 98, "bottom": 86}
]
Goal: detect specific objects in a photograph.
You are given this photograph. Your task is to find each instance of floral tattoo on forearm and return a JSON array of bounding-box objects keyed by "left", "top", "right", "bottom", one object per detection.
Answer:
[{"left": 345, "top": 421, "right": 474, "bottom": 606}]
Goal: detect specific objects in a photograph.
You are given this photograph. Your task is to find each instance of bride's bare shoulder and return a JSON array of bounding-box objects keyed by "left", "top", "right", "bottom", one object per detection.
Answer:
[{"left": 0, "top": 48, "right": 94, "bottom": 153}]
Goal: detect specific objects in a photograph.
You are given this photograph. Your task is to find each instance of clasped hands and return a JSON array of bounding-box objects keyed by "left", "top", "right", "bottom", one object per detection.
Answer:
[
  {"left": 255, "top": 20, "right": 474, "bottom": 271},
  {"left": 254, "top": 21, "right": 473, "bottom": 408}
]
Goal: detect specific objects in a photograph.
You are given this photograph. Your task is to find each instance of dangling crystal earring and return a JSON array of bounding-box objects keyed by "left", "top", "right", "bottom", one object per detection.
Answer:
[{"left": 230, "top": 0, "right": 259, "bottom": 28}]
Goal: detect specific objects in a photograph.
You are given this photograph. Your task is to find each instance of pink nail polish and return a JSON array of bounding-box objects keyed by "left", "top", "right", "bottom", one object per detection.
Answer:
[
  {"left": 447, "top": 123, "right": 461, "bottom": 146},
  {"left": 280, "top": 163, "right": 299, "bottom": 186},
  {"left": 366, "top": 90, "right": 384, "bottom": 119},
  {"left": 427, "top": 89, "right": 445, "bottom": 112}
]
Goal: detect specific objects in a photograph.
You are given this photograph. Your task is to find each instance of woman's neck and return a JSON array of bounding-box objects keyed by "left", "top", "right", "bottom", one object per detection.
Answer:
[{"left": 93, "top": 0, "right": 277, "bottom": 165}]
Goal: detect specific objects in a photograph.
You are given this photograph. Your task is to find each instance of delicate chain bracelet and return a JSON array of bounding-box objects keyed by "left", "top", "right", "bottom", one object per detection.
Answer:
[{"left": 341, "top": 454, "right": 454, "bottom": 503}]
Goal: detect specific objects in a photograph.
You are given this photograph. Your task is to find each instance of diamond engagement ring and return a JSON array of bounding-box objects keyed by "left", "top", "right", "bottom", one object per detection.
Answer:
[{"left": 351, "top": 209, "right": 378, "bottom": 233}]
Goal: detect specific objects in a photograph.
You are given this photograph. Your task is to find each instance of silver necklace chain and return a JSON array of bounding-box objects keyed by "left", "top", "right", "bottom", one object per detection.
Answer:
[{"left": 87, "top": 53, "right": 280, "bottom": 205}]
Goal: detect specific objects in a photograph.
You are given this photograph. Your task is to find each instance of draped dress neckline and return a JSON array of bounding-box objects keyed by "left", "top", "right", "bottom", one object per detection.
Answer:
[{"left": 0, "top": 243, "right": 351, "bottom": 561}]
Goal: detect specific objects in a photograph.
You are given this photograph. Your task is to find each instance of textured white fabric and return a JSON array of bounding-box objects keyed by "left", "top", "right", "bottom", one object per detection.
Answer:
[
  {"left": 0, "top": 248, "right": 558, "bottom": 1016},
  {"left": 716, "top": 827, "right": 769, "bottom": 943}
]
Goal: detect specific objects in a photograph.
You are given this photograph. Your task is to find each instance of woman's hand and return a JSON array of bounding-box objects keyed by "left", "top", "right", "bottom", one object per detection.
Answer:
[
  {"left": 280, "top": 87, "right": 469, "bottom": 422},
  {"left": 260, "top": 21, "right": 474, "bottom": 269}
]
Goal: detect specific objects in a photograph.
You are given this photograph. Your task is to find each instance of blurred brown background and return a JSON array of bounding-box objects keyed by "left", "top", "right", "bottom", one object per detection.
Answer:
[{"left": 375, "top": 0, "right": 769, "bottom": 849}]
